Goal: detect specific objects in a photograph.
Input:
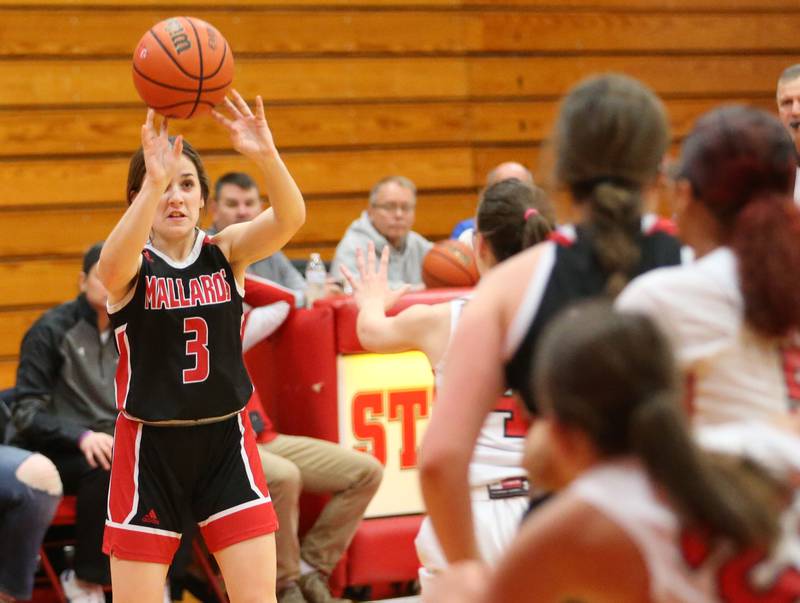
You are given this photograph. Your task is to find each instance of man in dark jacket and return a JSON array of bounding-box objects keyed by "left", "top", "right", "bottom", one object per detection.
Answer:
[{"left": 12, "top": 242, "right": 115, "bottom": 602}]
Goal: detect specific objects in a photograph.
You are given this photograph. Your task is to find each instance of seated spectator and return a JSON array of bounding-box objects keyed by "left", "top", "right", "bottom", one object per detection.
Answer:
[
  {"left": 211, "top": 172, "right": 342, "bottom": 307},
  {"left": 0, "top": 445, "right": 61, "bottom": 602},
  {"left": 245, "top": 389, "right": 383, "bottom": 603},
  {"left": 331, "top": 176, "right": 432, "bottom": 288},
  {"left": 452, "top": 161, "right": 535, "bottom": 244},
  {"left": 11, "top": 242, "right": 115, "bottom": 602},
  {"left": 210, "top": 171, "right": 309, "bottom": 306}
]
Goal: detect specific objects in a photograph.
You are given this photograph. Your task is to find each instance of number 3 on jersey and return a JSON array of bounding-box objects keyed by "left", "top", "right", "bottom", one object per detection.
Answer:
[{"left": 183, "top": 317, "right": 210, "bottom": 383}]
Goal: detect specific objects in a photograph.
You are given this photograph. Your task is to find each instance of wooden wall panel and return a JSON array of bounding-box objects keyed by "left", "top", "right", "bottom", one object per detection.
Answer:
[
  {"left": 0, "top": 103, "right": 472, "bottom": 156},
  {"left": 0, "top": 96, "right": 776, "bottom": 160},
  {"left": 0, "top": 148, "right": 476, "bottom": 206},
  {"left": 0, "top": 57, "right": 469, "bottom": 106},
  {"left": 0, "top": 10, "right": 471, "bottom": 56},
  {"left": 0, "top": 362, "right": 17, "bottom": 390},
  {"left": 3, "top": 10, "right": 800, "bottom": 57},
  {"left": 0, "top": 192, "right": 474, "bottom": 258},
  {"left": 0, "top": 258, "right": 82, "bottom": 308},
  {"left": 0, "top": 1, "right": 796, "bottom": 387},
  {"left": 0, "top": 309, "right": 44, "bottom": 357},
  {"left": 469, "top": 55, "right": 795, "bottom": 98},
  {"left": 2, "top": 0, "right": 798, "bottom": 7}
]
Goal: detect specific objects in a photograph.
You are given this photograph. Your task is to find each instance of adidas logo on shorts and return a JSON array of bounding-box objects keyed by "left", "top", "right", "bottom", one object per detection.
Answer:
[{"left": 142, "top": 509, "right": 160, "bottom": 525}]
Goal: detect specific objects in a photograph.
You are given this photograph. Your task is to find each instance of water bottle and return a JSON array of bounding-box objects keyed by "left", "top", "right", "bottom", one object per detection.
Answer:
[{"left": 305, "top": 253, "right": 326, "bottom": 308}]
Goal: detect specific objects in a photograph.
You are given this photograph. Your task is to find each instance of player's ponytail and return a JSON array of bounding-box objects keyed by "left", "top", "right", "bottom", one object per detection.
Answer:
[
  {"left": 629, "top": 392, "right": 778, "bottom": 546},
  {"left": 535, "top": 301, "right": 780, "bottom": 547},
  {"left": 554, "top": 74, "right": 668, "bottom": 296},
  {"left": 585, "top": 181, "right": 642, "bottom": 297},
  {"left": 730, "top": 193, "right": 800, "bottom": 337}
]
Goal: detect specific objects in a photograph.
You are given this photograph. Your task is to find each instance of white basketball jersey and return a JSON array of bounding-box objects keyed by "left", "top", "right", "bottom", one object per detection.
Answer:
[
  {"left": 571, "top": 424, "right": 800, "bottom": 602},
  {"left": 435, "top": 297, "right": 527, "bottom": 487},
  {"left": 617, "top": 247, "right": 797, "bottom": 426}
]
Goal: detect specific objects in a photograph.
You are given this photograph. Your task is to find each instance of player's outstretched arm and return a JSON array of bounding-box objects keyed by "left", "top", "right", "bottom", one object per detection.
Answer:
[
  {"left": 97, "top": 110, "right": 183, "bottom": 304},
  {"left": 342, "top": 243, "right": 450, "bottom": 364},
  {"left": 211, "top": 90, "right": 305, "bottom": 273}
]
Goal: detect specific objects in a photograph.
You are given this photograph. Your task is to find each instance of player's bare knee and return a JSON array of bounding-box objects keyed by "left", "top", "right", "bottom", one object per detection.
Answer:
[{"left": 16, "top": 453, "right": 62, "bottom": 496}]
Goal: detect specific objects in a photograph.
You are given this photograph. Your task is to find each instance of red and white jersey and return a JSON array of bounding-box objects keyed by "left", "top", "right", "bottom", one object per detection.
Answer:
[
  {"left": 571, "top": 424, "right": 800, "bottom": 603},
  {"left": 436, "top": 297, "right": 527, "bottom": 487},
  {"left": 617, "top": 247, "right": 797, "bottom": 426}
]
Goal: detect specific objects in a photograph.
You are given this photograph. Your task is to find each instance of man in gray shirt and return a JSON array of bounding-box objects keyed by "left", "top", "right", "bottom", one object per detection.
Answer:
[{"left": 331, "top": 175, "right": 432, "bottom": 288}]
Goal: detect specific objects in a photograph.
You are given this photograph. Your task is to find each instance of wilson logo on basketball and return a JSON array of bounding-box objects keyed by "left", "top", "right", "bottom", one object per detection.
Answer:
[
  {"left": 207, "top": 27, "right": 218, "bottom": 51},
  {"left": 164, "top": 18, "right": 191, "bottom": 54}
]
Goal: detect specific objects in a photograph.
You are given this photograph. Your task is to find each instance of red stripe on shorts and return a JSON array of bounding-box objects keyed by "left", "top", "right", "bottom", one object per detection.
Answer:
[
  {"left": 106, "top": 413, "right": 141, "bottom": 525},
  {"left": 114, "top": 325, "right": 131, "bottom": 411},
  {"left": 239, "top": 411, "right": 271, "bottom": 497}
]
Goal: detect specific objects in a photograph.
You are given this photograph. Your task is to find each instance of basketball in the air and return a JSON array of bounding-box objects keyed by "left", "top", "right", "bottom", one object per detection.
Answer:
[
  {"left": 422, "top": 240, "right": 480, "bottom": 288},
  {"left": 132, "top": 17, "right": 234, "bottom": 119}
]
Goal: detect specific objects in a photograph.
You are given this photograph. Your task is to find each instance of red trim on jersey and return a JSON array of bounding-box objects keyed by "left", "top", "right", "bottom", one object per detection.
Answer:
[
  {"left": 548, "top": 231, "right": 574, "bottom": 247},
  {"left": 103, "top": 523, "right": 181, "bottom": 564},
  {"left": 114, "top": 325, "right": 131, "bottom": 411},
  {"left": 646, "top": 216, "right": 678, "bottom": 236},
  {"left": 199, "top": 500, "right": 278, "bottom": 553},
  {"left": 106, "top": 414, "right": 141, "bottom": 525}
]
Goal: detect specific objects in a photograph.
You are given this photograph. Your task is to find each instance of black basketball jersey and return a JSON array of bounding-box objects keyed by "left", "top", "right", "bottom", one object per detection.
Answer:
[
  {"left": 504, "top": 217, "right": 682, "bottom": 414},
  {"left": 109, "top": 231, "right": 252, "bottom": 423}
]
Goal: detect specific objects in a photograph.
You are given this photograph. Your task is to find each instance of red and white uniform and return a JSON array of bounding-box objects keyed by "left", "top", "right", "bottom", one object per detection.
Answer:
[{"left": 416, "top": 297, "right": 530, "bottom": 588}]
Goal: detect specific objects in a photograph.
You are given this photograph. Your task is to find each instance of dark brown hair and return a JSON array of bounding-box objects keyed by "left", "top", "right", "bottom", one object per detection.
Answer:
[
  {"left": 534, "top": 301, "right": 779, "bottom": 546},
  {"left": 555, "top": 74, "right": 669, "bottom": 296},
  {"left": 678, "top": 105, "right": 800, "bottom": 338},
  {"left": 476, "top": 179, "right": 555, "bottom": 262},
  {"left": 125, "top": 137, "right": 210, "bottom": 205}
]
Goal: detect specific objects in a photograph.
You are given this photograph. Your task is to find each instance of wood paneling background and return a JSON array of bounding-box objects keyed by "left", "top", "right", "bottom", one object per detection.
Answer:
[{"left": 0, "top": 0, "right": 797, "bottom": 385}]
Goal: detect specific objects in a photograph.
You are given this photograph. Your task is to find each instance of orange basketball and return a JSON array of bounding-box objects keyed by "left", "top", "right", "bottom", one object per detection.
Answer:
[
  {"left": 132, "top": 17, "right": 234, "bottom": 119},
  {"left": 422, "top": 240, "right": 480, "bottom": 289}
]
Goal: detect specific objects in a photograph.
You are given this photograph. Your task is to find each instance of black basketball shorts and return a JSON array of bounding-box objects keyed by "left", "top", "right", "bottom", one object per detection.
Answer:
[{"left": 103, "top": 410, "right": 277, "bottom": 564}]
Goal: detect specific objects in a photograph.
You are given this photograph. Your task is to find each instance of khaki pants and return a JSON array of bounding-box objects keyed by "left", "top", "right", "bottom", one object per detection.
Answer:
[{"left": 258, "top": 435, "right": 383, "bottom": 584}]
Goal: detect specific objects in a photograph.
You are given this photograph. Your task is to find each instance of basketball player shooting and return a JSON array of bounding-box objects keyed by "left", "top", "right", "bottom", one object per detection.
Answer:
[{"left": 95, "top": 90, "right": 305, "bottom": 603}]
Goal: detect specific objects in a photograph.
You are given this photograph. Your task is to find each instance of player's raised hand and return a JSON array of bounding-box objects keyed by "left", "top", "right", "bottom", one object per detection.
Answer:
[
  {"left": 341, "top": 241, "right": 410, "bottom": 311},
  {"left": 141, "top": 109, "right": 183, "bottom": 189},
  {"left": 212, "top": 90, "right": 276, "bottom": 161}
]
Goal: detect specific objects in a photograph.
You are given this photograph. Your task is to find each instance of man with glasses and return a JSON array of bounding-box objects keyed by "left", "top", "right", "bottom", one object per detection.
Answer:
[{"left": 331, "top": 175, "right": 432, "bottom": 288}]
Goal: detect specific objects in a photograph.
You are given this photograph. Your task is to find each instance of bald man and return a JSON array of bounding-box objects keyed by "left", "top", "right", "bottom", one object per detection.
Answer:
[{"left": 451, "top": 161, "right": 535, "bottom": 243}]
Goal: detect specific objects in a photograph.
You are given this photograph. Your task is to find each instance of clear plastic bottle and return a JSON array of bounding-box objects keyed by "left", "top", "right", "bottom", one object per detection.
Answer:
[{"left": 305, "top": 253, "right": 327, "bottom": 308}]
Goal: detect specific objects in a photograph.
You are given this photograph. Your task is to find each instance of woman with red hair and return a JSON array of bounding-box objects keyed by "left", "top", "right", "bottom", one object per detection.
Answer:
[{"left": 618, "top": 105, "right": 800, "bottom": 425}]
